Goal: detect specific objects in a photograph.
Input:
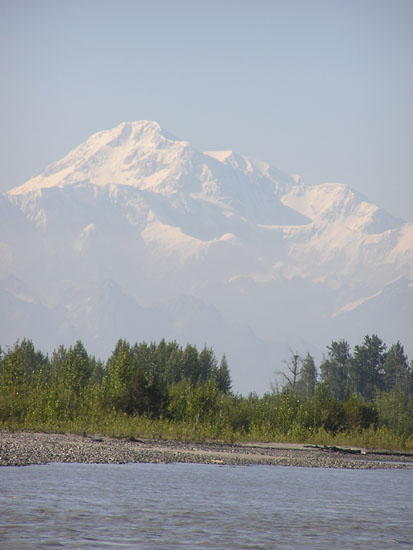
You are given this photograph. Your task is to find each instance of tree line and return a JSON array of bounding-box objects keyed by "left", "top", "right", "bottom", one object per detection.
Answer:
[
  {"left": 0, "top": 335, "right": 412, "bottom": 446},
  {"left": 0, "top": 339, "right": 231, "bottom": 424},
  {"left": 278, "top": 335, "right": 413, "bottom": 440},
  {"left": 282, "top": 335, "right": 412, "bottom": 400}
]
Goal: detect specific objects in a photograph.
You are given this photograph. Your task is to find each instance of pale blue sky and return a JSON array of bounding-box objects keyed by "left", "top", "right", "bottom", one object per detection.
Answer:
[{"left": 1, "top": 0, "right": 412, "bottom": 220}]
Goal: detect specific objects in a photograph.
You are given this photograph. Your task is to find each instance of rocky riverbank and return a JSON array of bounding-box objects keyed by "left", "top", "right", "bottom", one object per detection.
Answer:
[{"left": 1, "top": 431, "right": 413, "bottom": 469}]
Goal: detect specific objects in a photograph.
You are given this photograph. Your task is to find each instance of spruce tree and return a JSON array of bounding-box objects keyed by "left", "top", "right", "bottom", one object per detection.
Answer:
[{"left": 214, "top": 354, "right": 232, "bottom": 394}]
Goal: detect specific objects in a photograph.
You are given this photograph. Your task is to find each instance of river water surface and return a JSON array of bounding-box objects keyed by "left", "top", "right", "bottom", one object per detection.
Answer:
[{"left": 0, "top": 463, "right": 412, "bottom": 549}]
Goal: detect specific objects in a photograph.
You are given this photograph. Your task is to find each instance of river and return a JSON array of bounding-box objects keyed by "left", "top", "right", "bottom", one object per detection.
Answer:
[{"left": 0, "top": 463, "right": 412, "bottom": 549}]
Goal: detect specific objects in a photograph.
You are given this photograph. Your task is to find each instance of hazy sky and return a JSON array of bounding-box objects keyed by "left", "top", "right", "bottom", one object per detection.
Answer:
[{"left": 1, "top": 0, "right": 412, "bottom": 220}]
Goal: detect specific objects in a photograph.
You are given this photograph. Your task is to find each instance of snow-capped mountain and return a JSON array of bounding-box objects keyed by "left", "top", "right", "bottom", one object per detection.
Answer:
[{"left": 2, "top": 121, "right": 412, "bottom": 393}]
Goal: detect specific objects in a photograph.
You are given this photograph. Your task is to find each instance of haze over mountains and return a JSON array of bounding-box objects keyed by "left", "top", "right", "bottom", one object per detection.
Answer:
[{"left": 2, "top": 121, "right": 412, "bottom": 393}]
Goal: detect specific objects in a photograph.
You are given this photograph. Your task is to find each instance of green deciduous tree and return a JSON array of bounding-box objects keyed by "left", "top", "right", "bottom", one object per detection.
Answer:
[
  {"left": 104, "top": 339, "right": 169, "bottom": 417},
  {"left": 306, "top": 383, "right": 345, "bottom": 433},
  {"left": 342, "top": 395, "right": 377, "bottom": 430},
  {"left": 63, "top": 340, "right": 92, "bottom": 394},
  {"left": 383, "top": 341, "right": 410, "bottom": 392},
  {"left": 0, "top": 339, "right": 47, "bottom": 388},
  {"left": 320, "top": 340, "right": 351, "bottom": 400},
  {"left": 348, "top": 335, "right": 386, "bottom": 400}
]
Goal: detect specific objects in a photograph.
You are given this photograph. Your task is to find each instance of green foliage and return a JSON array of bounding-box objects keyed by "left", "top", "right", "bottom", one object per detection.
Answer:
[
  {"left": 63, "top": 341, "right": 91, "bottom": 394},
  {"left": 103, "top": 339, "right": 169, "bottom": 417},
  {"left": 1, "top": 334, "right": 412, "bottom": 451},
  {"left": 304, "top": 384, "right": 345, "bottom": 433},
  {"left": 320, "top": 340, "right": 350, "bottom": 400},
  {"left": 168, "top": 377, "right": 222, "bottom": 425},
  {"left": 348, "top": 334, "right": 386, "bottom": 400},
  {"left": 375, "top": 390, "right": 413, "bottom": 438},
  {"left": 214, "top": 354, "right": 232, "bottom": 394},
  {"left": 383, "top": 341, "right": 410, "bottom": 392},
  {"left": 198, "top": 346, "right": 216, "bottom": 383},
  {"left": 0, "top": 339, "right": 46, "bottom": 388},
  {"left": 181, "top": 344, "right": 200, "bottom": 385},
  {"left": 296, "top": 353, "right": 317, "bottom": 397},
  {"left": 342, "top": 395, "right": 377, "bottom": 430}
]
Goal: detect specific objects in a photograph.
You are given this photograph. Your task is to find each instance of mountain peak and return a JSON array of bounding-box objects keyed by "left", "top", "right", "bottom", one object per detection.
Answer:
[
  {"left": 108, "top": 120, "right": 180, "bottom": 143},
  {"left": 8, "top": 120, "right": 191, "bottom": 196}
]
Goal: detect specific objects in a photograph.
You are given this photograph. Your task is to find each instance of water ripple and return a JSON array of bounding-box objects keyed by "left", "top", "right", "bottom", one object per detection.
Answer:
[{"left": 0, "top": 463, "right": 411, "bottom": 549}]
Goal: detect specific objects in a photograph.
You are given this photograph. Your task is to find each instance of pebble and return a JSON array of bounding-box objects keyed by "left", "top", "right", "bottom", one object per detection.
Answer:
[{"left": 1, "top": 431, "right": 412, "bottom": 469}]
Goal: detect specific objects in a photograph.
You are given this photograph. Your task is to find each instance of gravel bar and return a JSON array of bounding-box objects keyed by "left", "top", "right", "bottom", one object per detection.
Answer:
[{"left": 1, "top": 431, "right": 413, "bottom": 469}]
